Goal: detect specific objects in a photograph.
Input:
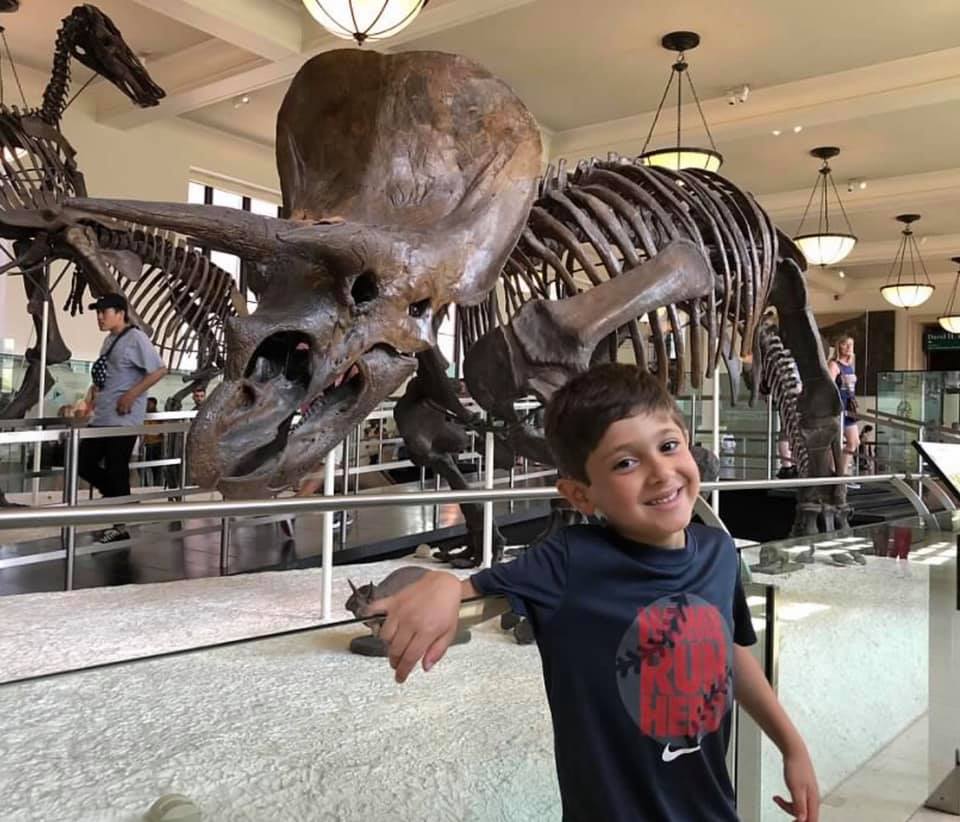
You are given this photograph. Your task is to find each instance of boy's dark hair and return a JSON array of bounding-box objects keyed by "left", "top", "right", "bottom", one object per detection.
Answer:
[{"left": 544, "top": 363, "right": 687, "bottom": 483}]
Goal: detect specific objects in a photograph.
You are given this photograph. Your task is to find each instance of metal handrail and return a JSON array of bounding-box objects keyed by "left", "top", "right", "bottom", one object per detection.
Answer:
[{"left": 0, "top": 472, "right": 931, "bottom": 529}]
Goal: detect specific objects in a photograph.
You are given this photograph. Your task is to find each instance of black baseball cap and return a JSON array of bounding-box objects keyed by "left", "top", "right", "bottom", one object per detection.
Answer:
[{"left": 89, "top": 293, "right": 127, "bottom": 312}]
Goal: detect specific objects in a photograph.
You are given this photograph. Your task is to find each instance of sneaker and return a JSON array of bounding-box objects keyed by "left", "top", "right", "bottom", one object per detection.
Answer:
[{"left": 96, "top": 527, "right": 130, "bottom": 544}]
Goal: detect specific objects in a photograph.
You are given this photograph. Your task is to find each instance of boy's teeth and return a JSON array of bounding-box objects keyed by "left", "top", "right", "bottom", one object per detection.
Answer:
[{"left": 648, "top": 488, "right": 680, "bottom": 505}]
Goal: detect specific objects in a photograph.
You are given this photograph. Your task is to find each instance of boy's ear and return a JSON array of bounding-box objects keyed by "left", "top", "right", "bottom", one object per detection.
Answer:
[{"left": 557, "top": 477, "right": 596, "bottom": 517}]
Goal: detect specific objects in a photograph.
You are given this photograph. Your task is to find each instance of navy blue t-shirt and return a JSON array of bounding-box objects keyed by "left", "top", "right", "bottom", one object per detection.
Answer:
[{"left": 471, "top": 522, "right": 756, "bottom": 822}]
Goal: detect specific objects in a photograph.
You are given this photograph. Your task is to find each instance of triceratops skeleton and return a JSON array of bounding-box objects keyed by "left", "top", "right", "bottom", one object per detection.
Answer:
[{"left": 64, "top": 49, "right": 845, "bottom": 562}]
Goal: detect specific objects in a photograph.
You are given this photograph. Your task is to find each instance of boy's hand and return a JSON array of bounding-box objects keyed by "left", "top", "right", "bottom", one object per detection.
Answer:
[
  {"left": 365, "top": 571, "right": 464, "bottom": 684},
  {"left": 773, "top": 746, "right": 819, "bottom": 821}
]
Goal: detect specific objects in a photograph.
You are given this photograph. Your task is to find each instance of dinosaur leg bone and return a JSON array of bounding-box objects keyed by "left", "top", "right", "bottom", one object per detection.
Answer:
[{"left": 464, "top": 239, "right": 713, "bottom": 410}]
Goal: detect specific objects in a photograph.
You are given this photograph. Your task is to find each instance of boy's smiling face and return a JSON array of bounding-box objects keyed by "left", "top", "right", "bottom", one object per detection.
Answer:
[{"left": 557, "top": 411, "right": 700, "bottom": 548}]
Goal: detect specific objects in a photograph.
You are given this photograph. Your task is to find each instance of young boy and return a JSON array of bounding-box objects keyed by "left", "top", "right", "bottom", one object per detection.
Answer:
[{"left": 369, "top": 363, "right": 818, "bottom": 821}]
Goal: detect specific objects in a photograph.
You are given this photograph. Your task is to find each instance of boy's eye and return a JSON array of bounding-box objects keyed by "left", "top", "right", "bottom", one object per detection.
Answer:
[
  {"left": 614, "top": 457, "right": 638, "bottom": 471},
  {"left": 660, "top": 440, "right": 680, "bottom": 453}
]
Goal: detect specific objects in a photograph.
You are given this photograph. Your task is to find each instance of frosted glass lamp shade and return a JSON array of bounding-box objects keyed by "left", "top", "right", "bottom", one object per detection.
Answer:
[
  {"left": 794, "top": 233, "right": 857, "bottom": 266},
  {"left": 302, "top": 0, "right": 427, "bottom": 43},
  {"left": 938, "top": 315, "right": 960, "bottom": 333},
  {"left": 639, "top": 147, "right": 722, "bottom": 173},
  {"left": 880, "top": 283, "right": 934, "bottom": 308}
]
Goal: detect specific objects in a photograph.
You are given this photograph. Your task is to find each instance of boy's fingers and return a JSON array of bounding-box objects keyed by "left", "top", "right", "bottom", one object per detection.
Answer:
[
  {"left": 772, "top": 795, "right": 794, "bottom": 815},
  {"left": 378, "top": 612, "right": 398, "bottom": 644},
  {"left": 422, "top": 633, "right": 453, "bottom": 672},
  {"left": 387, "top": 626, "right": 413, "bottom": 670},
  {"left": 793, "top": 790, "right": 808, "bottom": 821},
  {"left": 394, "top": 634, "right": 433, "bottom": 683}
]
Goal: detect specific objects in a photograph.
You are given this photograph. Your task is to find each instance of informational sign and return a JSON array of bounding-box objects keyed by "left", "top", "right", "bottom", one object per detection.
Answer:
[
  {"left": 923, "top": 329, "right": 960, "bottom": 351},
  {"left": 914, "top": 441, "right": 960, "bottom": 503}
]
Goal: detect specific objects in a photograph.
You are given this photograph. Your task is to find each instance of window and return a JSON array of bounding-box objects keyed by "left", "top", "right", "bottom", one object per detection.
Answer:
[{"left": 187, "top": 181, "right": 282, "bottom": 314}]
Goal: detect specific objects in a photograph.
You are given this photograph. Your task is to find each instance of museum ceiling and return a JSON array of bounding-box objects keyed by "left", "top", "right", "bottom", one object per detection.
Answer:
[{"left": 3, "top": 0, "right": 959, "bottom": 307}]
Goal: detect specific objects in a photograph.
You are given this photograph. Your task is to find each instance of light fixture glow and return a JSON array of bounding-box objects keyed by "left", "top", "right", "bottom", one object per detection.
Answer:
[
  {"left": 881, "top": 215, "right": 935, "bottom": 309},
  {"left": 937, "top": 256, "right": 960, "bottom": 331},
  {"left": 838, "top": 270, "right": 845, "bottom": 278},
  {"left": 881, "top": 284, "right": 934, "bottom": 309},
  {"left": 302, "top": 0, "right": 428, "bottom": 45},
  {"left": 793, "top": 146, "right": 857, "bottom": 266},
  {"left": 794, "top": 233, "right": 857, "bottom": 266},
  {"left": 638, "top": 31, "right": 723, "bottom": 172},
  {"left": 793, "top": 125, "right": 803, "bottom": 133},
  {"left": 639, "top": 147, "right": 722, "bottom": 172},
  {"left": 771, "top": 129, "right": 782, "bottom": 136}
]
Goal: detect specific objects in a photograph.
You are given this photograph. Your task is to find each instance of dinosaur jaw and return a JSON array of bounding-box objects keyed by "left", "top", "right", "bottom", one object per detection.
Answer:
[{"left": 188, "top": 340, "right": 414, "bottom": 498}]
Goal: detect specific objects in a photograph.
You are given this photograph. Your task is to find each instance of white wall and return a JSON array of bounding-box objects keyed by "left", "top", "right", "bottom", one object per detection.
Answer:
[{"left": 0, "top": 65, "right": 279, "bottom": 362}]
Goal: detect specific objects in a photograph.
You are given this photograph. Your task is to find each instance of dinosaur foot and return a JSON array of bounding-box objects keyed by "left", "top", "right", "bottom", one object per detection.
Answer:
[
  {"left": 513, "top": 619, "right": 535, "bottom": 645},
  {"left": 349, "top": 629, "right": 471, "bottom": 657},
  {"left": 500, "top": 611, "right": 522, "bottom": 631}
]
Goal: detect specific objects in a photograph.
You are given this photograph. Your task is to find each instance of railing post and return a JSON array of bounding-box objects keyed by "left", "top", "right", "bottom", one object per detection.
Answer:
[
  {"left": 219, "top": 517, "right": 230, "bottom": 573},
  {"left": 712, "top": 372, "right": 720, "bottom": 514},
  {"left": 766, "top": 395, "right": 774, "bottom": 481},
  {"left": 340, "top": 436, "right": 350, "bottom": 545},
  {"left": 433, "top": 472, "right": 441, "bottom": 530},
  {"left": 482, "top": 430, "right": 495, "bottom": 568},
  {"left": 508, "top": 466, "right": 516, "bottom": 512},
  {"left": 178, "top": 429, "right": 188, "bottom": 501},
  {"left": 354, "top": 425, "right": 362, "bottom": 493},
  {"left": 64, "top": 426, "right": 79, "bottom": 591},
  {"left": 321, "top": 449, "right": 335, "bottom": 620},
  {"left": 31, "top": 297, "right": 50, "bottom": 507}
]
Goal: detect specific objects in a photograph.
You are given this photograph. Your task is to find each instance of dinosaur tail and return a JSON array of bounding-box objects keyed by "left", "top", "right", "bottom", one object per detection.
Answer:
[{"left": 758, "top": 321, "right": 809, "bottom": 477}]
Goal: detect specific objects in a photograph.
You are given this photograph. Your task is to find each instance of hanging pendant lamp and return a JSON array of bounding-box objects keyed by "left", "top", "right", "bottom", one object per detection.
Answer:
[
  {"left": 793, "top": 147, "right": 857, "bottom": 266},
  {"left": 938, "top": 257, "right": 960, "bottom": 332},
  {"left": 638, "top": 31, "right": 722, "bottom": 173},
  {"left": 302, "top": 0, "right": 429, "bottom": 46},
  {"left": 880, "top": 214, "right": 935, "bottom": 309}
]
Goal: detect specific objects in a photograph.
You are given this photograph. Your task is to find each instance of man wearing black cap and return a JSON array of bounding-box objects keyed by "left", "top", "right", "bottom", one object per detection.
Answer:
[{"left": 81, "top": 294, "right": 167, "bottom": 544}]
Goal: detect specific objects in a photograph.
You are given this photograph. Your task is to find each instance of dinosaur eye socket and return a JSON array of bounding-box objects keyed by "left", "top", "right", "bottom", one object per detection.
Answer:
[
  {"left": 408, "top": 298, "right": 430, "bottom": 318},
  {"left": 351, "top": 271, "right": 378, "bottom": 306}
]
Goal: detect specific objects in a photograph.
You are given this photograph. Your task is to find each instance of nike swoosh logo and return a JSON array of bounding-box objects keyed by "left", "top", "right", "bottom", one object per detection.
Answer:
[{"left": 661, "top": 743, "right": 701, "bottom": 762}]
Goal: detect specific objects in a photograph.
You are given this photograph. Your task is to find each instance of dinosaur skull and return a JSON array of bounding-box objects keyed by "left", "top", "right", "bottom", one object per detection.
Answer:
[
  {"left": 69, "top": 50, "right": 541, "bottom": 497},
  {"left": 70, "top": 5, "right": 165, "bottom": 107}
]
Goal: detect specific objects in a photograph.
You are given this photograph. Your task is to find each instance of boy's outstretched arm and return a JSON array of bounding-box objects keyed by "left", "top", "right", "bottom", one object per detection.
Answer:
[
  {"left": 733, "top": 645, "right": 820, "bottom": 822},
  {"left": 367, "top": 572, "right": 507, "bottom": 684}
]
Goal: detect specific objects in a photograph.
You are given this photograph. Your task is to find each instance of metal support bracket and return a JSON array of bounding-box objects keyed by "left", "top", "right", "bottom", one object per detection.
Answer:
[
  {"left": 922, "top": 477, "right": 958, "bottom": 512},
  {"left": 925, "top": 759, "right": 960, "bottom": 815},
  {"left": 695, "top": 495, "right": 728, "bottom": 532},
  {"left": 890, "top": 476, "right": 940, "bottom": 531}
]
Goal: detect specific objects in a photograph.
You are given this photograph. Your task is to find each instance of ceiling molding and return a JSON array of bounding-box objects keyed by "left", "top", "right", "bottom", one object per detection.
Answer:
[
  {"left": 837, "top": 232, "right": 960, "bottom": 267},
  {"left": 129, "top": 0, "right": 303, "bottom": 61},
  {"left": 548, "top": 46, "right": 960, "bottom": 162},
  {"left": 758, "top": 168, "right": 960, "bottom": 221},
  {"left": 97, "top": 0, "right": 536, "bottom": 129}
]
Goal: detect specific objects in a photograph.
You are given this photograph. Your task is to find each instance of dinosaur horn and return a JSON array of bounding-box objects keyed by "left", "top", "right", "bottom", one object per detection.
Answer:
[
  {"left": 63, "top": 198, "right": 295, "bottom": 261},
  {"left": 348, "top": 578, "right": 358, "bottom": 595}
]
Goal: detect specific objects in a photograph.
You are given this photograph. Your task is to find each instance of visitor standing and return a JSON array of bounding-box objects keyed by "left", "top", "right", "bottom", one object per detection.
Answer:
[
  {"left": 828, "top": 333, "right": 859, "bottom": 479},
  {"left": 79, "top": 294, "right": 167, "bottom": 544}
]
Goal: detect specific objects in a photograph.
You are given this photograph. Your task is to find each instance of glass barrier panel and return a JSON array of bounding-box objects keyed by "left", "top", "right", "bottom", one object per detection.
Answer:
[{"left": 739, "top": 516, "right": 959, "bottom": 822}]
